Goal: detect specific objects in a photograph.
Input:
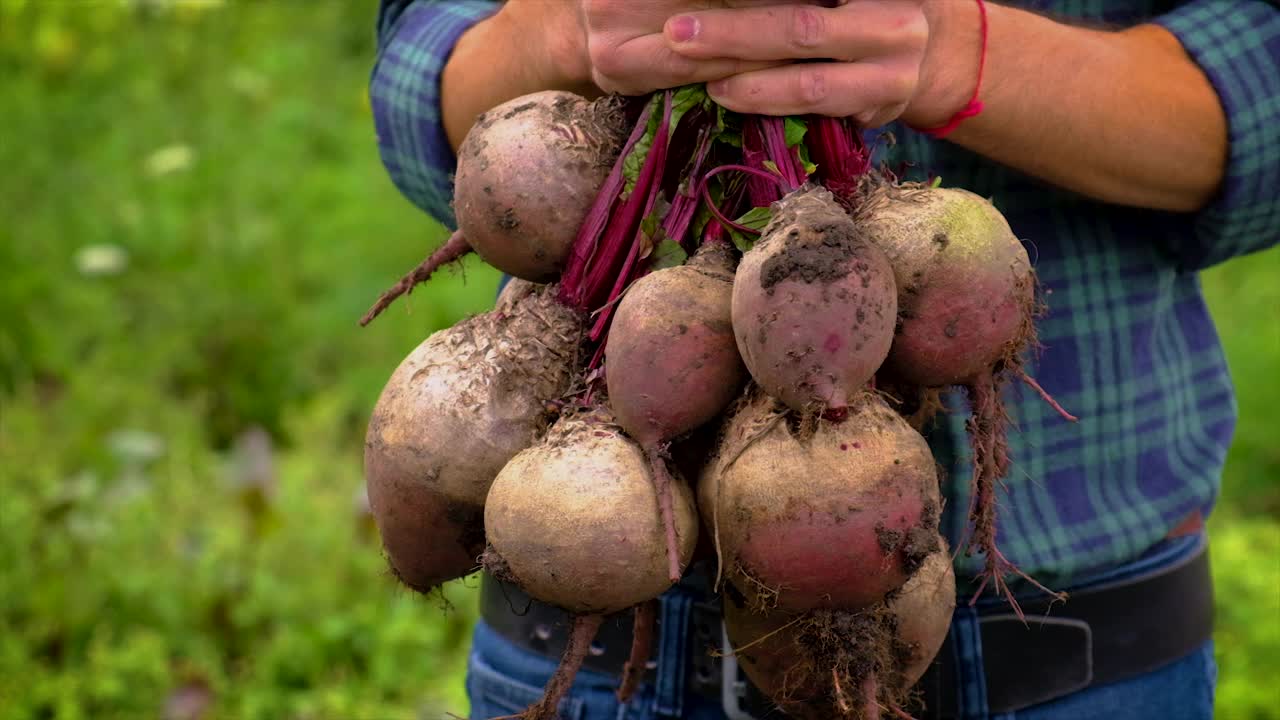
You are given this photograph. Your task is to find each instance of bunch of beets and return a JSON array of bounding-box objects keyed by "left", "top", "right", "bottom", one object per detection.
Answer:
[{"left": 360, "top": 86, "right": 1075, "bottom": 720}]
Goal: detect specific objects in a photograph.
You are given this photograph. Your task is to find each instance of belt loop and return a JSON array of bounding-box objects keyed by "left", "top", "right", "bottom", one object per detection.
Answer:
[
  {"left": 653, "top": 591, "right": 692, "bottom": 718},
  {"left": 951, "top": 605, "right": 990, "bottom": 720}
]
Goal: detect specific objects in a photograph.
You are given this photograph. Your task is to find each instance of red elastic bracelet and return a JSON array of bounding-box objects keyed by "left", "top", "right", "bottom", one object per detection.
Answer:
[{"left": 909, "top": 0, "right": 989, "bottom": 139}]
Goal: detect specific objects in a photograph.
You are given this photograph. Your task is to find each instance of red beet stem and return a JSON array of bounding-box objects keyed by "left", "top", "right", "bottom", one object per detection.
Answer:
[
  {"left": 559, "top": 102, "right": 655, "bottom": 306},
  {"left": 575, "top": 92, "right": 674, "bottom": 314},
  {"left": 1014, "top": 366, "right": 1079, "bottom": 422},
  {"left": 616, "top": 600, "right": 658, "bottom": 702},
  {"left": 756, "top": 117, "right": 805, "bottom": 187},
  {"left": 663, "top": 126, "right": 716, "bottom": 251},
  {"left": 519, "top": 614, "right": 605, "bottom": 720},
  {"left": 359, "top": 230, "right": 472, "bottom": 327},
  {"left": 644, "top": 443, "right": 683, "bottom": 583},
  {"left": 586, "top": 102, "right": 674, "bottom": 341},
  {"left": 742, "top": 119, "right": 782, "bottom": 206},
  {"left": 809, "top": 116, "right": 869, "bottom": 204}
]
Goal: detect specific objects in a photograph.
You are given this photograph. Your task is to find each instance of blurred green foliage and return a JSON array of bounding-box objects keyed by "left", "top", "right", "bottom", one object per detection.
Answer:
[{"left": 0, "top": 1, "right": 1275, "bottom": 719}]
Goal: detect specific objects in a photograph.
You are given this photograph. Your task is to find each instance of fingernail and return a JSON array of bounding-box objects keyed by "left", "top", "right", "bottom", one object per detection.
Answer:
[
  {"left": 708, "top": 79, "right": 729, "bottom": 96},
  {"left": 669, "top": 15, "right": 699, "bottom": 43}
]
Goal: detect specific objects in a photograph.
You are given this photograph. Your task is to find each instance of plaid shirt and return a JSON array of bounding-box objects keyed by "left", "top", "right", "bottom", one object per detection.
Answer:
[{"left": 369, "top": 0, "right": 1280, "bottom": 590}]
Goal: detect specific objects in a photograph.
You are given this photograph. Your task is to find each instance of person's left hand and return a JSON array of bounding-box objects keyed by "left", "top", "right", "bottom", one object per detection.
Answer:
[{"left": 662, "top": 0, "right": 930, "bottom": 127}]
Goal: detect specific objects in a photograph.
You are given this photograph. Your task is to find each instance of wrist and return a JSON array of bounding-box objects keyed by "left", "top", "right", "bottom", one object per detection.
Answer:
[{"left": 902, "top": 0, "right": 986, "bottom": 130}]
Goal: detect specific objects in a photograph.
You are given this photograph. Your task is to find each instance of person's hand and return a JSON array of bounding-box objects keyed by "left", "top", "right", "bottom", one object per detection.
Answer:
[
  {"left": 512, "top": 0, "right": 823, "bottom": 97},
  {"left": 661, "top": 0, "right": 977, "bottom": 128}
]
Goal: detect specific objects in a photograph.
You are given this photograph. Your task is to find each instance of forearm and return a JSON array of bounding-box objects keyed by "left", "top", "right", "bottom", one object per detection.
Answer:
[
  {"left": 441, "top": 2, "right": 595, "bottom": 151},
  {"left": 911, "top": 2, "right": 1228, "bottom": 213}
]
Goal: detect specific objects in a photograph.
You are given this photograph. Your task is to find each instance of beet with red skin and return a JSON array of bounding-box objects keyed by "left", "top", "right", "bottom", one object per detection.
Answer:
[
  {"left": 606, "top": 241, "right": 745, "bottom": 445},
  {"left": 859, "top": 186, "right": 1034, "bottom": 388},
  {"left": 859, "top": 185, "right": 1070, "bottom": 611},
  {"left": 605, "top": 241, "right": 746, "bottom": 581},
  {"left": 732, "top": 185, "right": 898, "bottom": 414},
  {"left": 700, "top": 389, "right": 941, "bottom": 613}
]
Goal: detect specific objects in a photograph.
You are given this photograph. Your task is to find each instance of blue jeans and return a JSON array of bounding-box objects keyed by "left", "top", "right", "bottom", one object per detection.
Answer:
[{"left": 465, "top": 534, "right": 1216, "bottom": 720}]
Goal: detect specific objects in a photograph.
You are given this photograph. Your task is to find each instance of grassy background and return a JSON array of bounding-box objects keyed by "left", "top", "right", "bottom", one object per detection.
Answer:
[{"left": 0, "top": 2, "right": 1275, "bottom": 718}]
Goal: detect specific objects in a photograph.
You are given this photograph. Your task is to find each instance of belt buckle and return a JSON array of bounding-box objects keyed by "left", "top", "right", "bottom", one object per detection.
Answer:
[
  {"left": 716, "top": 617, "right": 773, "bottom": 717},
  {"left": 720, "top": 620, "right": 756, "bottom": 720},
  {"left": 719, "top": 621, "right": 782, "bottom": 720}
]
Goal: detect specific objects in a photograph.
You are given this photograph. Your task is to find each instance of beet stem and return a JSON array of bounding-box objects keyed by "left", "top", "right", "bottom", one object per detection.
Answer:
[
  {"left": 616, "top": 600, "right": 657, "bottom": 703},
  {"left": 559, "top": 103, "right": 655, "bottom": 305},
  {"left": 1014, "top": 366, "right": 1079, "bottom": 422},
  {"left": 644, "top": 443, "right": 683, "bottom": 583},
  {"left": 359, "top": 230, "right": 472, "bottom": 327},
  {"left": 518, "top": 614, "right": 605, "bottom": 720}
]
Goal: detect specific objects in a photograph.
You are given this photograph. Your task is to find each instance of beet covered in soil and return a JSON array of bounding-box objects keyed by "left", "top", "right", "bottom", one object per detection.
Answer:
[
  {"left": 732, "top": 185, "right": 898, "bottom": 414},
  {"left": 364, "top": 281, "right": 581, "bottom": 592},
  {"left": 722, "top": 542, "right": 954, "bottom": 720}
]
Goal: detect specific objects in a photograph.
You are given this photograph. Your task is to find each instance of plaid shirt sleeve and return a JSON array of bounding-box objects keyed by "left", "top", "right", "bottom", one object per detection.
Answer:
[
  {"left": 1155, "top": 0, "right": 1280, "bottom": 270},
  {"left": 370, "top": 0, "right": 500, "bottom": 227}
]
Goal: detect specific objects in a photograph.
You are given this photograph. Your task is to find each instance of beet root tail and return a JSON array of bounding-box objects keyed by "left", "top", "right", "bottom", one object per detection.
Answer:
[
  {"left": 518, "top": 614, "right": 604, "bottom": 720},
  {"left": 861, "top": 672, "right": 881, "bottom": 720},
  {"left": 644, "top": 443, "right": 683, "bottom": 583},
  {"left": 360, "top": 230, "right": 473, "bottom": 327},
  {"left": 1014, "top": 366, "right": 1078, "bottom": 422},
  {"left": 964, "top": 375, "right": 1064, "bottom": 619},
  {"left": 616, "top": 600, "right": 657, "bottom": 703}
]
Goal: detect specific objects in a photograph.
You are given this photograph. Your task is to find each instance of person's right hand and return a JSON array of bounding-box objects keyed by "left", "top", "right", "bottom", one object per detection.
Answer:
[{"left": 519, "top": 0, "right": 823, "bottom": 97}]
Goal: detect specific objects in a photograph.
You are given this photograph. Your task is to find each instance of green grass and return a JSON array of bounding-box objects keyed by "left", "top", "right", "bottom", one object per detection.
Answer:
[{"left": 0, "top": 2, "right": 1275, "bottom": 719}]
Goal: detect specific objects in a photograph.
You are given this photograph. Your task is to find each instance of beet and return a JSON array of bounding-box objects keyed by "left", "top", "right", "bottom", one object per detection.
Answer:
[
  {"left": 860, "top": 186, "right": 1071, "bottom": 610},
  {"left": 723, "top": 543, "right": 955, "bottom": 720},
  {"left": 481, "top": 406, "right": 699, "bottom": 720},
  {"left": 453, "top": 91, "right": 624, "bottom": 281},
  {"left": 700, "top": 389, "right": 941, "bottom": 612},
  {"left": 482, "top": 406, "right": 698, "bottom": 615},
  {"left": 732, "top": 185, "right": 898, "bottom": 414},
  {"left": 606, "top": 241, "right": 746, "bottom": 581},
  {"left": 607, "top": 241, "right": 745, "bottom": 444},
  {"left": 860, "top": 186, "right": 1033, "bottom": 388},
  {"left": 363, "top": 281, "right": 581, "bottom": 593}
]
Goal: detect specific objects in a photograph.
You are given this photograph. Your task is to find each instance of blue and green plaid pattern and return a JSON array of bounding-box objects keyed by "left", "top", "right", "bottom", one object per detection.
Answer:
[{"left": 369, "top": 0, "right": 1280, "bottom": 590}]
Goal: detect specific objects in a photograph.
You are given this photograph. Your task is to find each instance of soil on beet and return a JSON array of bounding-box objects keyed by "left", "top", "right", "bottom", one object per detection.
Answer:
[
  {"left": 759, "top": 220, "right": 880, "bottom": 292},
  {"left": 778, "top": 606, "right": 917, "bottom": 719}
]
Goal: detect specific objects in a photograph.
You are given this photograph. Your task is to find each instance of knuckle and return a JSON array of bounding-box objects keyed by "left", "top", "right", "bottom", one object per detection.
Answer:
[
  {"left": 796, "top": 67, "right": 828, "bottom": 106},
  {"left": 665, "top": 53, "right": 699, "bottom": 83},
  {"left": 895, "top": 12, "right": 930, "bottom": 51},
  {"left": 788, "top": 7, "right": 826, "bottom": 51}
]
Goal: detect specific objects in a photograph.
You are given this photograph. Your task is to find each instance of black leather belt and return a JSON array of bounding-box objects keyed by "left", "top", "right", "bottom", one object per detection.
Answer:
[
  {"left": 479, "top": 541, "right": 1212, "bottom": 718},
  {"left": 913, "top": 539, "right": 1214, "bottom": 718}
]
